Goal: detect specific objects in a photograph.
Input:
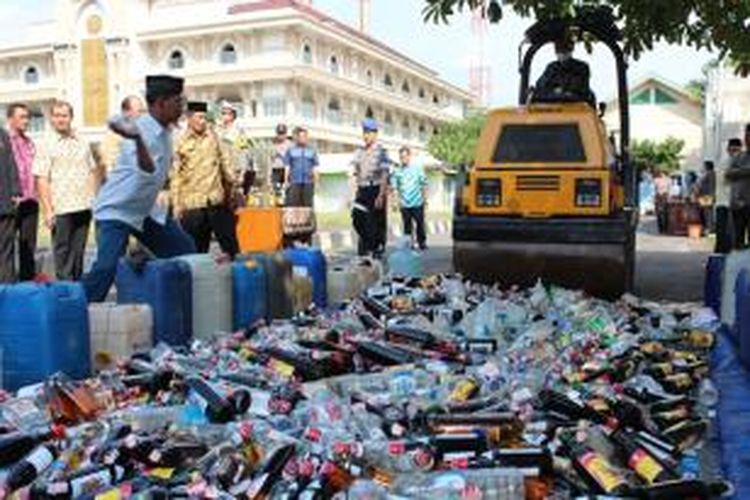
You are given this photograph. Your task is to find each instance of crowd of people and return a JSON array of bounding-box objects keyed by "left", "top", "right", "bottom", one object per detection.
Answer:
[
  {"left": 647, "top": 125, "right": 750, "bottom": 253},
  {"left": 0, "top": 74, "right": 430, "bottom": 295}
]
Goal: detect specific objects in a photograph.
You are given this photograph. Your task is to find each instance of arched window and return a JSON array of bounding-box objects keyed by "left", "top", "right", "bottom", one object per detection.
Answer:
[
  {"left": 327, "top": 97, "right": 342, "bottom": 124},
  {"left": 384, "top": 112, "right": 394, "bottom": 136},
  {"left": 418, "top": 124, "right": 427, "bottom": 142},
  {"left": 301, "top": 90, "right": 316, "bottom": 119},
  {"left": 383, "top": 73, "right": 393, "bottom": 89},
  {"left": 302, "top": 44, "right": 313, "bottom": 64},
  {"left": 366, "top": 69, "right": 373, "bottom": 85},
  {"left": 220, "top": 43, "right": 237, "bottom": 64},
  {"left": 402, "top": 81, "right": 410, "bottom": 95},
  {"left": 402, "top": 118, "right": 411, "bottom": 139},
  {"left": 329, "top": 55, "right": 339, "bottom": 75},
  {"left": 365, "top": 106, "right": 374, "bottom": 119},
  {"left": 432, "top": 94, "right": 440, "bottom": 105},
  {"left": 168, "top": 49, "right": 185, "bottom": 70},
  {"left": 418, "top": 88, "right": 426, "bottom": 99},
  {"left": 24, "top": 66, "right": 39, "bottom": 84}
]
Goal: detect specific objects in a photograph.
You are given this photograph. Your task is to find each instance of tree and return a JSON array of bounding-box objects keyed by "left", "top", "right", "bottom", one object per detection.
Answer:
[
  {"left": 428, "top": 114, "right": 486, "bottom": 166},
  {"left": 685, "top": 79, "right": 705, "bottom": 105},
  {"left": 631, "top": 137, "right": 685, "bottom": 175},
  {"left": 422, "top": 1, "right": 750, "bottom": 76}
]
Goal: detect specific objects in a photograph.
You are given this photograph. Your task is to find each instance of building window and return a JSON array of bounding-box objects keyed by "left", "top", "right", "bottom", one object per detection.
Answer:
[
  {"left": 220, "top": 44, "right": 237, "bottom": 64},
  {"left": 366, "top": 69, "right": 373, "bottom": 85},
  {"left": 419, "top": 124, "right": 427, "bottom": 142},
  {"left": 301, "top": 90, "right": 316, "bottom": 119},
  {"left": 23, "top": 66, "right": 39, "bottom": 84},
  {"left": 402, "top": 119, "right": 411, "bottom": 140},
  {"left": 168, "top": 50, "right": 185, "bottom": 70},
  {"left": 432, "top": 94, "right": 440, "bottom": 105},
  {"left": 329, "top": 55, "right": 339, "bottom": 75},
  {"left": 302, "top": 44, "right": 313, "bottom": 64},
  {"left": 630, "top": 89, "right": 651, "bottom": 105},
  {"left": 263, "top": 97, "right": 286, "bottom": 117},
  {"left": 327, "top": 97, "right": 342, "bottom": 124},
  {"left": 402, "top": 81, "right": 410, "bottom": 95},
  {"left": 29, "top": 109, "right": 45, "bottom": 132},
  {"left": 384, "top": 73, "right": 393, "bottom": 90},
  {"left": 384, "top": 112, "right": 394, "bottom": 136},
  {"left": 418, "top": 88, "right": 426, "bottom": 100},
  {"left": 365, "top": 106, "right": 374, "bottom": 119},
  {"left": 654, "top": 88, "right": 678, "bottom": 104}
]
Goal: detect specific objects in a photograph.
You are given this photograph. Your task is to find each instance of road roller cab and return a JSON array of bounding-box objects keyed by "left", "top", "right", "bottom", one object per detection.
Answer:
[
  {"left": 464, "top": 103, "right": 623, "bottom": 219},
  {"left": 452, "top": 7, "right": 637, "bottom": 299}
]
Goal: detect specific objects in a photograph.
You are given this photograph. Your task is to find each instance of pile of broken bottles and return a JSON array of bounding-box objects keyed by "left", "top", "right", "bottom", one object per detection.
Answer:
[{"left": 0, "top": 276, "right": 732, "bottom": 499}]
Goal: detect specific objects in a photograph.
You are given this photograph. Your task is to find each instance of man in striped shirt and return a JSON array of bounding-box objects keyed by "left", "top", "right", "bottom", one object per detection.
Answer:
[{"left": 391, "top": 146, "right": 428, "bottom": 250}]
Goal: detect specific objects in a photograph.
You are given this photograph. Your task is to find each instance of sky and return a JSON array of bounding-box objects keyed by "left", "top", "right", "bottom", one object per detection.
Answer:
[{"left": 0, "top": 0, "right": 716, "bottom": 106}]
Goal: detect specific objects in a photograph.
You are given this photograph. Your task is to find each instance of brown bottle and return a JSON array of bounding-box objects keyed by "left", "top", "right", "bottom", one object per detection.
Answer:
[
  {"left": 564, "top": 436, "right": 630, "bottom": 496},
  {"left": 611, "top": 429, "right": 677, "bottom": 485}
]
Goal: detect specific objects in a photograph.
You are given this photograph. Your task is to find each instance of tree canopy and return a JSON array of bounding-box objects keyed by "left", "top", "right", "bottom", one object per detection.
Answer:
[
  {"left": 422, "top": 0, "right": 750, "bottom": 75},
  {"left": 631, "top": 137, "right": 685, "bottom": 175},
  {"left": 428, "top": 114, "right": 486, "bottom": 166}
]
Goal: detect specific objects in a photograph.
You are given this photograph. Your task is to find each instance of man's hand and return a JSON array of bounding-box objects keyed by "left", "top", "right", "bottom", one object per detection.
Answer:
[
  {"left": 374, "top": 193, "right": 386, "bottom": 210},
  {"left": 108, "top": 117, "right": 141, "bottom": 140},
  {"left": 44, "top": 212, "right": 55, "bottom": 230},
  {"left": 173, "top": 206, "right": 183, "bottom": 221},
  {"left": 11, "top": 196, "right": 22, "bottom": 206},
  {"left": 156, "top": 191, "right": 170, "bottom": 209}
]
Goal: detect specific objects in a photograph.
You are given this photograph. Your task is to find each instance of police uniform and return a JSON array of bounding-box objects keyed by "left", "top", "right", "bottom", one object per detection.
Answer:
[{"left": 350, "top": 119, "right": 392, "bottom": 256}]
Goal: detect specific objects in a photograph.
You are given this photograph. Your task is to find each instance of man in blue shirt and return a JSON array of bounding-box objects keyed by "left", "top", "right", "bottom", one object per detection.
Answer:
[
  {"left": 82, "top": 75, "right": 196, "bottom": 302},
  {"left": 391, "top": 146, "right": 428, "bottom": 250},
  {"left": 284, "top": 126, "right": 319, "bottom": 207}
]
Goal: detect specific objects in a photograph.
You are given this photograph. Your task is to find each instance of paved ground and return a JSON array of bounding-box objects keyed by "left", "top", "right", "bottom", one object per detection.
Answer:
[{"left": 379, "top": 217, "right": 712, "bottom": 303}]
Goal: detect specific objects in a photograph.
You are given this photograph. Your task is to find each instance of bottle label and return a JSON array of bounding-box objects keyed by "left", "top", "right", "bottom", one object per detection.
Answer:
[
  {"left": 25, "top": 446, "right": 55, "bottom": 473},
  {"left": 628, "top": 448, "right": 664, "bottom": 484},
  {"left": 450, "top": 379, "right": 478, "bottom": 401},
  {"left": 579, "top": 451, "right": 626, "bottom": 493},
  {"left": 70, "top": 469, "right": 115, "bottom": 497}
]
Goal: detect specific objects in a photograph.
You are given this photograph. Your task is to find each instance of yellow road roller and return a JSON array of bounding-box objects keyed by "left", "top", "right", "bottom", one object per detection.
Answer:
[{"left": 453, "top": 9, "right": 637, "bottom": 299}]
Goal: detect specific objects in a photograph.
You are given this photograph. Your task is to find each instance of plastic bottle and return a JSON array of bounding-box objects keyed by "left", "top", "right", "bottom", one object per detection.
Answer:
[
  {"left": 386, "top": 237, "right": 423, "bottom": 278},
  {"left": 33, "top": 464, "right": 127, "bottom": 499},
  {"left": 697, "top": 378, "right": 719, "bottom": 410},
  {"left": 185, "top": 377, "right": 237, "bottom": 424}
]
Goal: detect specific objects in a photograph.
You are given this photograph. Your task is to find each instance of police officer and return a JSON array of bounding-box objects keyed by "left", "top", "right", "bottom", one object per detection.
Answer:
[{"left": 350, "top": 118, "right": 392, "bottom": 257}]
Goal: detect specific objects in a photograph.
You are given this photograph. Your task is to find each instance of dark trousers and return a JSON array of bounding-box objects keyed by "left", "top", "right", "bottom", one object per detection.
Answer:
[
  {"left": 401, "top": 206, "right": 426, "bottom": 247},
  {"left": 656, "top": 198, "right": 669, "bottom": 234},
  {"left": 353, "top": 186, "right": 383, "bottom": 256},
  {"left": 715, "top": 206, "right": 732, "bottom": 254},
  {"left": 53, "top": 210, "right": 92, "bottom": 281},
  {"left": 286, "top": 184, "right": 314, "bottom": 207},
  {"left": 82, "top": 217, "right": 196, "bottom": 302},
  {"left": 180, "top": 204, "right": 239, "bottom": 257},
  {"left": 0, "top": 214, "right": 15, "bottom": 283},
  {"left": 701, "top": 206, "right": 714, "bottom": 234},
  {"left": 15, "top": 200, "right": 38, "bottom": 281},
  {"left": 732, "top": 206, "right": 750, "bottom": 250}
]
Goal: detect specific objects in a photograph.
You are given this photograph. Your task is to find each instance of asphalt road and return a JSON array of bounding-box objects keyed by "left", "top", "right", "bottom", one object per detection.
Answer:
[{"left": 399, "top": 217, "right": 712, "bottom": 303}]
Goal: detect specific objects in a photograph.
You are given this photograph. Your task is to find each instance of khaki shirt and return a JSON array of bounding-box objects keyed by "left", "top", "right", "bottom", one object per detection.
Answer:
[
  {"left": 171, "top": 128, "right": 237, "bottom": 211},
  {"left": 32, "top": 131, "right": 97, "bottom": 215},
  {"left": 216, "top": 122, "right": 254, "bottom": 176}
]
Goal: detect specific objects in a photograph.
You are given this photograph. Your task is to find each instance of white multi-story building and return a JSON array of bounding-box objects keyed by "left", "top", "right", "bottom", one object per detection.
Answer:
[
  {"left": 0, "top": 0, "right": 473, "bottom": 155},
  {"left": 704, "top": 62, "right": 750, "bottom": 165}
]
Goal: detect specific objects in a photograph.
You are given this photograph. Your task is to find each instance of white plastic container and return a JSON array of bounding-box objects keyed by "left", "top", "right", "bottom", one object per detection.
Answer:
[
  {"left": 354, "top": 257, "right": 383, "bottom": 290},
  {"left": 721, "top": 249, "right": 750, "bottom": 327},
  {"left": 89, "top": 303, "right": 153, "bottom": 371},
  {"left": 327, "top": 265, "right": 362, "bottom": 305},
  {"left": 176, "top": 254, "right": 233, "bottom": 339}
]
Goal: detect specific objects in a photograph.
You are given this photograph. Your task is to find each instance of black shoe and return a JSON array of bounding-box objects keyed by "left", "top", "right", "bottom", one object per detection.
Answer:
[{"left": 419, "top": 243, "right": 428, "bottom": 251}]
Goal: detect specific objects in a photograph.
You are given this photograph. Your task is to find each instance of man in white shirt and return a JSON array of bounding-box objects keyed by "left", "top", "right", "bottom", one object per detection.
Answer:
[{"left": 82, "top": 75, "right": 195, "bottom": 302}]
